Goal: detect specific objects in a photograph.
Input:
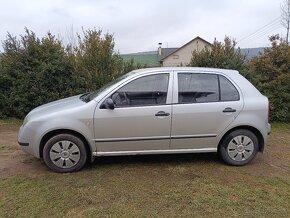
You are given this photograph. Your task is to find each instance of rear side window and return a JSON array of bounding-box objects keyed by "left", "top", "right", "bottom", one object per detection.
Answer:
[
  {"left": 178, "top": 73, "right": 240, "bottom": 104},
  {"left": 178, "top": 73, "right": 219, "bottom": 103},
  {"left": 111, "top": 74, "right": 169, "bottom": 107},
  {"left": 219, "top": 75, "right": 239, "bottom": 101}
]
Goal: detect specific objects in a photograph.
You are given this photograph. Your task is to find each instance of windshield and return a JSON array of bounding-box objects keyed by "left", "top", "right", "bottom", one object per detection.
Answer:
[{"left": 86, "top": 72, "right": 135, "bottom": 101}]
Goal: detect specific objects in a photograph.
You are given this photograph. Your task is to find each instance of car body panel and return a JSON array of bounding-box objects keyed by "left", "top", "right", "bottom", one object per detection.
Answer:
[
  {"left": 93, "top": 105, "right": 172, "bottom": 152},
  {"left": 18, "top": 67, "right": 271, "bottom": 162},
  {"left": 170, "top": 70, "right": 244, "bottom": 149},
  {"left": 170, "top": 101, "right": 243, "bottom": 149},
  {"left": 18, "top": 96, "right": 97, "bottom": 158},
  {"left": 93, "top": 71, "right": 173, "bottom": 152}
]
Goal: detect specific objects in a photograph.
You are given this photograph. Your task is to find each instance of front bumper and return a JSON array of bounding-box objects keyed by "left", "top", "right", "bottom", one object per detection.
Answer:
[
  {"left": 18, "top": 125, "right": 40, "bottom": 158},
  {"left": 18, "top": 141, "right": 29, "bottom": 146}
]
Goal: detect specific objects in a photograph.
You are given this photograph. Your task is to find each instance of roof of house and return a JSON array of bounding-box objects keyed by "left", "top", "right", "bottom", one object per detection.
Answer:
[
  {"left": 121, "top": 53, "right": 160, "bottom": 66},
  {"left": 160, "top": 36, "right": 212, "bottom": 61},
  {"left": 160, "top": 48, "right": 179, "bottom": 60}
]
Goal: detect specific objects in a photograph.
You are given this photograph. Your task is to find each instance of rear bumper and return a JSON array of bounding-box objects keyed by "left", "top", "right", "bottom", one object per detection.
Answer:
[
  {"left": 267, "top": 123, "right": 271, "bottom": 135},
  {"left": 260, "top": 123, "right": 271, "bottom": 152}
]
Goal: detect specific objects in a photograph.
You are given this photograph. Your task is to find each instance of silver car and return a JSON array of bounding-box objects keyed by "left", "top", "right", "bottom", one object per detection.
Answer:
[{"left": 18, "top": 67, "right": 271, "bottom": 173}]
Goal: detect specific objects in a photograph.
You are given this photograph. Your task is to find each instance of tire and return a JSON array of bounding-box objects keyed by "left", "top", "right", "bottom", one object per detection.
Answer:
[
  {"left": 219, "top": 129, "right": 259, "bottom": 166},
  {"left": 43, "top": 134, "right": 87, "bottom": 173}
]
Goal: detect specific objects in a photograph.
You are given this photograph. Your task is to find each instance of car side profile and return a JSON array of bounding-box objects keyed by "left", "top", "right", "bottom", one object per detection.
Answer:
[{"left": 18, "top": 67, "right": 271, "bottom": 173}]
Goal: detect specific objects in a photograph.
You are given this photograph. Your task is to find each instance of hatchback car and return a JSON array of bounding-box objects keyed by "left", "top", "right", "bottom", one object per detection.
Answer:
[{"left": 18, "top": 67, "right": 271, "bottom": 172}]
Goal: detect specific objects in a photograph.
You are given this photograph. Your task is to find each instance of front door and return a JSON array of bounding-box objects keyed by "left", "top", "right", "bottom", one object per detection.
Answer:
[
  {"left": 170, "top": 72, "right": 244, "bottom": 150},
  {"left": 94, "top": 73, "right": 173, "bottom": 153}
]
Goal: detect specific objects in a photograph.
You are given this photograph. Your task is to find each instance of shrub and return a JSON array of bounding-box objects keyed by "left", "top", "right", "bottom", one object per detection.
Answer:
[
  {"left": 248, "top": 35, "right": 290, "bottom": 122},
  {"left": 189, "top": 36, "right": 245, "bottom": 71},
  {"left": 0, "top": 28, "right": 142, "bottom": 118}
]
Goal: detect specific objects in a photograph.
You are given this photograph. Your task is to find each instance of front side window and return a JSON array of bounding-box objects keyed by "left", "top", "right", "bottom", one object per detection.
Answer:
[
  {"left": 178, "top": 73, "right": 219, "bottom": 103},
  {"left": 111, "top": 74, "right": 169, "bottom": 107}
]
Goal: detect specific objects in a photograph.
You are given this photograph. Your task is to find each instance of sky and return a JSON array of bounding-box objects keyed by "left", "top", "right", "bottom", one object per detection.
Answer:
[{"left": 0, "top": 0, "right": 285, "bottom": 54}]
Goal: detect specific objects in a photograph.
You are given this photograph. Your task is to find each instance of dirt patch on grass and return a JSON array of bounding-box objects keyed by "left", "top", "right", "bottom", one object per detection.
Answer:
[
  {"left": 243, "top": 125, "right": 290, "bottom": 179},
  {"left": 0, "top": 122, "right": 49, "bottom": 179},
  {"left": 0, "top": 121, "right": 289, "bottom": 180},
  {"left": 0, "top": 121, "right": 289, "bottom": 217}
]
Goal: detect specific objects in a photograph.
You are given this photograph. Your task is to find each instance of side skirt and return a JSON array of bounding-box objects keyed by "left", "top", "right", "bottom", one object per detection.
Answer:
[{"left": 92, "top": 148, "right": 217, "bottom": 157}]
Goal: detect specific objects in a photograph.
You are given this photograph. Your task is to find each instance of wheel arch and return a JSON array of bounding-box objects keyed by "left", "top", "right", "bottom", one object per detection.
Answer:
[
  {"left": 218, "top": 125, "right": 265, "bottom": 152},
  {"left": 39, "top": 129, "right": 93, "bottom": 161}
]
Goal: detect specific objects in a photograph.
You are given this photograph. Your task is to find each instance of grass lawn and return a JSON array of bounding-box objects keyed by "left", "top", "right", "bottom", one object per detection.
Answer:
[{"left": 0, "top": 120, "right": 289, "bottom": 217}]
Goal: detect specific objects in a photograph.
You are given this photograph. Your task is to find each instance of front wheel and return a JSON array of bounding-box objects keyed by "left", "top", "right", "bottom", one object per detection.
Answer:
[
  {"left": 219, "top": 129, "right": 259, "bottom": 166},
  {"left": 43, "top": 134, "right": 87, "bottom": 173}
]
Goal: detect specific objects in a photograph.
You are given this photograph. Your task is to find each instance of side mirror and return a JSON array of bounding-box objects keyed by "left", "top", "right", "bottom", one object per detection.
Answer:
[{"left": 102, "top": 98, "right": 115, "bottom": 110}]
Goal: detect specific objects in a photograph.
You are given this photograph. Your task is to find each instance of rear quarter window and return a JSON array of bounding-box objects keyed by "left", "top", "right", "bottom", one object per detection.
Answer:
[{"left": 219, "top": 75, "right": 239, "bottom": 101}]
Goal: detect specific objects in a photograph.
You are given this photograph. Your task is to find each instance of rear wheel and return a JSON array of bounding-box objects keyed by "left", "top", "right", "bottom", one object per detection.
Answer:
[
  {"left": 219, "top": 129, "right": 259, "bottom": 166},
  {"left": 43, "top": 134, "right": 87, "bottom": 173}
]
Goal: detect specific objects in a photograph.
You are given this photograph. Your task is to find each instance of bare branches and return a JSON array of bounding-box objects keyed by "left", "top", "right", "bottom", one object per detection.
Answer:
[{"left": 281, "top": 0, "right": 290, "bottom": 44}]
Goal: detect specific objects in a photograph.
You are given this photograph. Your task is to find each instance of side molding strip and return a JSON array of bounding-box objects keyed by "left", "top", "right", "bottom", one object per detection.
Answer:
[
  {"left": 93, "top": 136, "right": 170, "bottom": 143},
  {"left": 93, "top": 148, "right": 217, "bottom": 156},
  {"left": 171, "top": 134, "right": 216, "bottom": 139},
  {"left": 93, "top": 134, "right": 217, "bottom": 143}
]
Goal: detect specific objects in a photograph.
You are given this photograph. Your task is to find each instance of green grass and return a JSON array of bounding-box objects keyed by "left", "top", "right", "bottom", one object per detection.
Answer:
[
  {"left": 121, "top": 53, "right": 160, "bottom": 67},
  {"left": 271, "top": 122, "right": 290, "bottom": 130},
  {"left": 0, "top": 169, "right": 289, "bottom": 217},
  {"left": 0, "top": 145, "right": 6, "bottom": 150},
  {"left": 0, "top": 122, "right": 289, "bottom": 217},
  {"left": 0, "top": 118, "right": 23, "bottom": 126}
]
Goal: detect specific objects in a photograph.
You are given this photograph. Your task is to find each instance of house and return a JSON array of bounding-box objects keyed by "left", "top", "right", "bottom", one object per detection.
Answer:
[
  {"left": 121, "top": 36, "right": 212, "bottom": 67},
  {"left": 159, "top": 36, "right": 212, "bottom": 66},
  {"left": 121, "top": 37, "right": 265, "bottom": 67}
]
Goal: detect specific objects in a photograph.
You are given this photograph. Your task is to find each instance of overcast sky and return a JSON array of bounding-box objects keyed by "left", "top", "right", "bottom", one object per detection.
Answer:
[{"left": 0, "top": 0, "right": 285, "bottom": 53}]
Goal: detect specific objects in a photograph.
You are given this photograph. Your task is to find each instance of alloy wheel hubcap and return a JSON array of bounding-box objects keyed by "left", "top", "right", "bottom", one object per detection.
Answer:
[
  {"left": 227, "top": 135, "right": 254, "bottom": 161},
  {"left": 49, "top": 140, "right": 80, "bottom": 168}
]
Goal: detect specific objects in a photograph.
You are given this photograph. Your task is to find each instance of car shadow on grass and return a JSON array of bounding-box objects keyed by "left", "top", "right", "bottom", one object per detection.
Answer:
[{"left": 88, "top": 152, "right": 222, "bottom": 169}]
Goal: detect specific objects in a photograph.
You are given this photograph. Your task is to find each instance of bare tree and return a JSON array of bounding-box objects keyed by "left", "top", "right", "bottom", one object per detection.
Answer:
[{"left": 281, "top": 0, "right": 290, "bottom": 44}]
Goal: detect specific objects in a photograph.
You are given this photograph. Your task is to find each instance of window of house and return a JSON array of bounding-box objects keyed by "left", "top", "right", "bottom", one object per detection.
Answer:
[
  {"left": 178, "top": 73, "right": 219, "bottom": 103},
  {"left": 219, "top": 75, "right": 239, "bottom": 101},
  {"left": 111, "top": 74, "right": 169, "bottom": 107}
]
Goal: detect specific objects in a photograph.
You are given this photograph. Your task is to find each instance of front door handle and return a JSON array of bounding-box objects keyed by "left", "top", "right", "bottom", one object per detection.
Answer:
[
  {"left": 223, "top": 107, "right": 236, "bottom": 113},
  {"left": 155, "top": 111, "right": 170, "bottom": 116}
]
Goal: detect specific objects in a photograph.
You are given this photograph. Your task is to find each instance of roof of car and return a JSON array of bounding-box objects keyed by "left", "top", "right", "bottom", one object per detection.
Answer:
[{"left": 131, "top": 67, "right": 239, "bottom": 76}]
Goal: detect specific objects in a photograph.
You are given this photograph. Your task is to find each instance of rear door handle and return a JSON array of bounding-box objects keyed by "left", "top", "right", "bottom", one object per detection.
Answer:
[
  {"left": 155, "top": 111, "right": 170, "bottom": 116},
  {"left": 223, "top": 107, "right": 236, "bottom": 113}
]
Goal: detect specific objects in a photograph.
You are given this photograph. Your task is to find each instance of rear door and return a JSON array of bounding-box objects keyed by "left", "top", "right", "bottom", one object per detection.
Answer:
[{"left": 170, "top": 71, "right": 244, "bottom": 150}]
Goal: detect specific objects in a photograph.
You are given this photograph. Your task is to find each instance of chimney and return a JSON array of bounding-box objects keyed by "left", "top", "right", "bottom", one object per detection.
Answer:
[{"left": 158, "top": 42, "right": 162, "bottom": 56}]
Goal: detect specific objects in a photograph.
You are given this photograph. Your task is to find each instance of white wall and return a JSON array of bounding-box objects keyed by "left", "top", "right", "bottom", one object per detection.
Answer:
[{"left": 162, "top": 39, "right": 211, "bottom": 67}]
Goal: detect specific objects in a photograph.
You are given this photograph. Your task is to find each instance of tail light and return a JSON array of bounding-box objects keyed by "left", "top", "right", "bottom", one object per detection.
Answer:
[{"left": 268, "top": 101, "right": 272, "bottom": 122}]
